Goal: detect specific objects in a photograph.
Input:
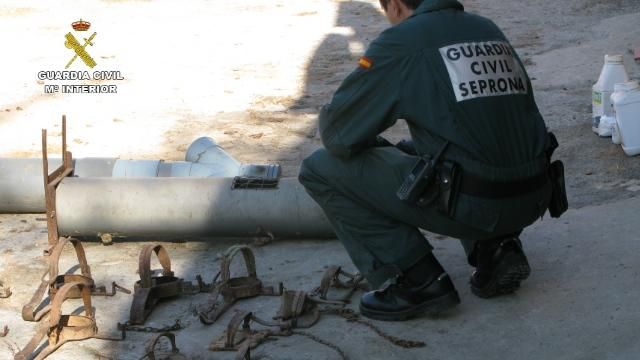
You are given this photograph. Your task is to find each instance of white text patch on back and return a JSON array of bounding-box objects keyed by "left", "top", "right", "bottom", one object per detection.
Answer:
[{"left": 439, "top": 41, "right": 528, "bottom": 102}]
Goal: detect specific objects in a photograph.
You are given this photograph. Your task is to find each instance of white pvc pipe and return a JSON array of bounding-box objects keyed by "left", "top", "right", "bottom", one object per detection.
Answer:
[
  {"left": 56, "top": 177, "right": 334, "bottom": 239},
  {"left": 0, "top": 158, "right": 65, "bottom": 213},
  {"left": 0, "top": 137, "right": 249, "bottom": 213}
]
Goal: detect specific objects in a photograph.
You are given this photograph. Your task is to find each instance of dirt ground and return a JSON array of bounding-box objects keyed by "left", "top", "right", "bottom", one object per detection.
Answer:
[{"left": 1, "top": 0, "right": 640, "bottom": 359}]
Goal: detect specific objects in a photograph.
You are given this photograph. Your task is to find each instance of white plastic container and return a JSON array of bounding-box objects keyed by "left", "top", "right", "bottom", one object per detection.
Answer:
[
  {"left": 611, "top": 82, "right": 635, "bottom": 144},
  {"left": 611, "top": 81, "right": 640, "bottom": 155},
  {"left": 592, "top": 54, "right": 629, "bottom": 134}
]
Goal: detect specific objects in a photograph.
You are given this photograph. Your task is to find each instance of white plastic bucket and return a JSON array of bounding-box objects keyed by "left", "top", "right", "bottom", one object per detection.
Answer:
[{"left": 611, "top": 81, "right": 640, "bottom": 155}]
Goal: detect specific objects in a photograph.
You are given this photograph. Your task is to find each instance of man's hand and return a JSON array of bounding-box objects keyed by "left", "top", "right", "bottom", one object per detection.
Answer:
[
  {"left": 395, "top": 139, "right": 418, "bottom": 155},
  {"left": 373, "top": 137, "right": 418, "bottom": 155},
  {"left": 373, "top": 136, "right": 394, "bottom": 147}
]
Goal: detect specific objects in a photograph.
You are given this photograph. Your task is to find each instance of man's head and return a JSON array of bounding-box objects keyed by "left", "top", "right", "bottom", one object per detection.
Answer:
[{"left": 379, "top": 0, "right": 423, "bottom": 24}]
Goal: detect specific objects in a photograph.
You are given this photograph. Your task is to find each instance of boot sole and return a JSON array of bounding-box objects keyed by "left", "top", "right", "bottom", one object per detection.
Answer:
[
  {"left": 358, "top": 290, "right": 461, "bottom": 322},
  {"left": 470, "top": 251, "right": 531, "bottom": 298}
]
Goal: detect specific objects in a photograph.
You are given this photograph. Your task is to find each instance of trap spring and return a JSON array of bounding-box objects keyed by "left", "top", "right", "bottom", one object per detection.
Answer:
[
  {"left": 15, "top": 279, "right": 124, "bottom": 360},
  {"left": 22, "top": 237, "right": 130, "bottom": 322},
  {"left": 139, "top": 332, "right": 186, "bottom": 360}
]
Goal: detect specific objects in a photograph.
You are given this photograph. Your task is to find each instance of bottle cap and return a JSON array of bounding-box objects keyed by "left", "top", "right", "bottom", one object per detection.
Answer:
[{"left": 605, "top": 54, "right": 624, "bottom": 64}]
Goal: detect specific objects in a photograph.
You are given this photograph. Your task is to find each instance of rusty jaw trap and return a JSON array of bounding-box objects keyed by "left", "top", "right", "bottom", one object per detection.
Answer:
[
  {"left": 21, "top": 237, "right": 131, "bottom": 322},
  {"left": 15, "top": 279, "right": 125, "bottom": 360},
  {"left": 15, "top": 118, "right": 426, "bottom": 359},
  {"left": 197, "top": 244, "right": 283, "bottom": 325},
  {"left": 16, "top": 117, "right": 130, "bottom": 359},
  {"left": 124, "top": 243, "right": 217, "bottom": 327},
  {"left": 208, "top": 263, "right": 427, "bottom": 360}
]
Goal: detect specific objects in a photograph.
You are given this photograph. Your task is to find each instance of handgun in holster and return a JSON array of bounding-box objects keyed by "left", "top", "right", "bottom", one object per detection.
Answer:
[{"left": 396, "top": 141, "right": 460, "bottom": 216}]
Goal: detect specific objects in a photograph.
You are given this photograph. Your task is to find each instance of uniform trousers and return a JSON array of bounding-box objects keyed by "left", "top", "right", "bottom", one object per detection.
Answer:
[{"left": 299, "top": 146, "right": 504, "bottom": 289}]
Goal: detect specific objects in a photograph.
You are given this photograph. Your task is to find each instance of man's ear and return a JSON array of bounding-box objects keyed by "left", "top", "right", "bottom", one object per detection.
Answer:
[
  {"left": 390, "top": 0, "right": 407, "bottom": 18},
  {"left": 388, "top": 0, "right": 401, "bottom": 17}
]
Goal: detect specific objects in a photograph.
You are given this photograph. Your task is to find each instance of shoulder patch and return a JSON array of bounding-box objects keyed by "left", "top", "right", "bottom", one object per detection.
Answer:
[
  {"left": 439, "top": 41, "right": 528, "bottom": 102},
  {"left": 358, "top": 56, "right": 373, "bottom": 69}
]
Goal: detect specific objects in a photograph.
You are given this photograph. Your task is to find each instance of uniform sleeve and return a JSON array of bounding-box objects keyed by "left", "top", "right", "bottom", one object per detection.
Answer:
[{"left": 319, "top": 39, "right": 404, "bottom": 159}]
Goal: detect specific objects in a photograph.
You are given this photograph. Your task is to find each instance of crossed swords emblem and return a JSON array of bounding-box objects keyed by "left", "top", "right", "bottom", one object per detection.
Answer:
[{"left": 64, "top": 32, "right": 97, "bottom": 69}]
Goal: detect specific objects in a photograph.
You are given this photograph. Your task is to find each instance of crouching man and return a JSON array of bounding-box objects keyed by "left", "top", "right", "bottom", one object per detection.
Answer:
[{"left": 299, "top": 0, "right": 565, "bottom": 321}]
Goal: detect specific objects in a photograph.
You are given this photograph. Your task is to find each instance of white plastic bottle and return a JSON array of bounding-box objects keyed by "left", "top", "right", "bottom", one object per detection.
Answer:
[
  {"left": 592, "top": 54, "right": 629, "bottom": 134},
  {"left": 611, "top": 80, "right": 640, "bottom": 155}
]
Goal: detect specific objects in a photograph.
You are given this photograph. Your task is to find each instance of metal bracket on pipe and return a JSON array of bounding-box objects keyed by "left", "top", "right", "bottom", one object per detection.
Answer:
[
  {"left": 41, "top": 115, "right": 74, "bottom": 254},
  {"left": 232, "top": 164, "right": 281, "bottom": 189}
]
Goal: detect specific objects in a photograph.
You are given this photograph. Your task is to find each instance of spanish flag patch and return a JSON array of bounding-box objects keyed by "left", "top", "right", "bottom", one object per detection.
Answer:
[{"left": 358, "top": 56, "right": 373, "bottom": 69}]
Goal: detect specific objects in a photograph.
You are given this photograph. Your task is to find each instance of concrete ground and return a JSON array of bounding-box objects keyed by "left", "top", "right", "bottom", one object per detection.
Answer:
[{"left": 1, "top": 195, "right": 639, "bottom": 359}]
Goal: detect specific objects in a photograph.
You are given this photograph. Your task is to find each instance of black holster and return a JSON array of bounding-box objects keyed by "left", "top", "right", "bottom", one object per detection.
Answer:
[
  {"left": 434, "top": 161, "right": 461, "bottom": 216},
  {"left": 547, "top": 160, "right": 568, "bottom": 218},
  {"left": 397, "top": 157, "right": 461, "bottom": 217},
  {"left": 545, "top": 132, "right": 568, "bottom": 218}
]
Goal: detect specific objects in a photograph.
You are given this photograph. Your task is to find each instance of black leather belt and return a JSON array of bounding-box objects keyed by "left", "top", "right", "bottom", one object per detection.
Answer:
[{"left": 459, "top": 170, "right": 549, "bottom": 198}]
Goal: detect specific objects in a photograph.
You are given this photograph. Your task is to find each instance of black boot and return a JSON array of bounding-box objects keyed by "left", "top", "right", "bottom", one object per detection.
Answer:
[
  {"left": 359, "top": 253, "right": 460, "bottom": 321},
  {"left": 470, "top": 236, "right": 530, "bottom": 298}
]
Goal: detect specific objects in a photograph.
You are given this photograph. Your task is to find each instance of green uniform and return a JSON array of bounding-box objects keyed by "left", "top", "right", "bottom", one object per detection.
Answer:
[{"left": 299, "top": 0, "right": 552, "bottom": 288}]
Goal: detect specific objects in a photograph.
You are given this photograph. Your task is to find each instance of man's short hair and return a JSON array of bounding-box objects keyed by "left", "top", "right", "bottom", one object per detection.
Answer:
[{"left": 379, "top": 0, "right": 424, "bottom": 11}]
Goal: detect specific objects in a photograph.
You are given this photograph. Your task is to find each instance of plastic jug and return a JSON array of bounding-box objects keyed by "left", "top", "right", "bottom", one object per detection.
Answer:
[
  {"left": 611, "top": 82, "right": 635, "bottom": 144},
  {"left": 592, "top": 54, "right": 629, "bottom": 134},
  {"left": 611, "top": 81, "right": 640, "bottom": 155}
]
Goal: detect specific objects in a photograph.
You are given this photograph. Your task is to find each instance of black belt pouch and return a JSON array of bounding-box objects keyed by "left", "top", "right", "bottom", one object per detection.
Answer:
[{"left": 548, "top": 160, "right": 568, "bottom": 218}]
